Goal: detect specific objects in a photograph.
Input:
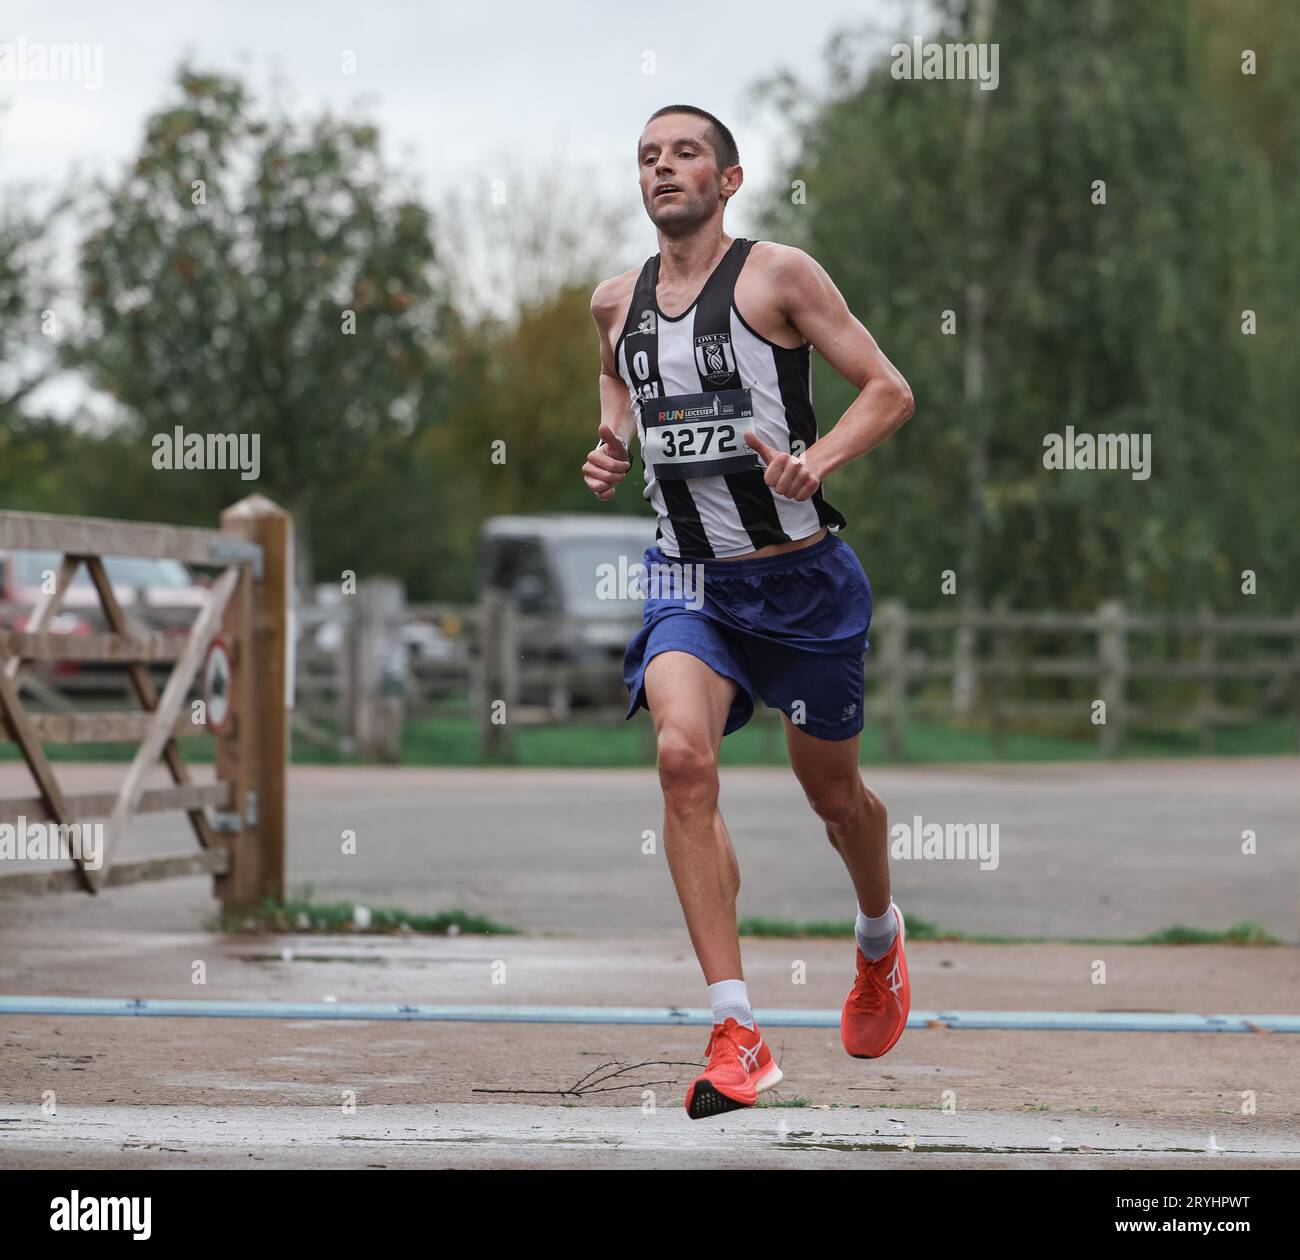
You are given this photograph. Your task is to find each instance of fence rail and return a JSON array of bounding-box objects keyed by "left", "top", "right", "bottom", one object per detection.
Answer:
[
  {"left": 7, "top": 570, "right": 1295, "bottom": 764},
  {"left": 475, "top": 597, "right": 1300, "bottom": 760}
]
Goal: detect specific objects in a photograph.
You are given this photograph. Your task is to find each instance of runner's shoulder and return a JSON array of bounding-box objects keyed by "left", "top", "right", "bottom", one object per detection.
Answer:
[
  {"left": 590, "top": 266, "right": 641, "bottom": 334},
  {"left": 747, "top": 240, "right": 824, "bottom": 288}
]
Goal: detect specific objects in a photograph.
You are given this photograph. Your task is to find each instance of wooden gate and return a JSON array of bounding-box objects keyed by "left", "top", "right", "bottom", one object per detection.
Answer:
[{"left": 0, "top": 494, "right": 289, "bottom": 907}]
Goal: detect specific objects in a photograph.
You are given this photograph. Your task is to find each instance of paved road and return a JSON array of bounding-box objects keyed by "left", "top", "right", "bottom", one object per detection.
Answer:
[
  {"left": 2, "top": 930, "right": 1298, "bottom": 1170},
  {"left": 1, "top": 758, "right": 1295, "bottom": 939},
  {"left": 2, "top": 758, "right": 1296, "bottom": 1170},
  {"left": 5, "top": 1102, "right": 1296, "bottom": 1170}
]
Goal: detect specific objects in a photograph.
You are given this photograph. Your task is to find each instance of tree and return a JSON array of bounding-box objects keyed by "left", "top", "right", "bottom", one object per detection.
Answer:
[
  {"left": 66, "top": 66, "right": 453, "bottom": 595},
  {"left": 752, "top": 0, "right": 1299, "bottom": 617},
  {"left": 0, "top": 111, "right": 62, "bottom": 441}
]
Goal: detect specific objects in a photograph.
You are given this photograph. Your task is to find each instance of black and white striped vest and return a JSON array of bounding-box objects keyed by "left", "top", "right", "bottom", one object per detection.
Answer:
[{"left": 615, "top": 236, "right": 846, "bottom": 558}]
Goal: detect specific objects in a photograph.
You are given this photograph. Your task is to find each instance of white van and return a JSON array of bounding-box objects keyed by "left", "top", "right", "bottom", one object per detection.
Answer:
[{"left": 478, "top": 513, "right": 658, "bottom": 708}]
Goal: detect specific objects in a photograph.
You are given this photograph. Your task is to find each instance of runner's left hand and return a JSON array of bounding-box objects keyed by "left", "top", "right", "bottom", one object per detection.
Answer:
[{"left": 744, "top": 432, "right": 821, "bottom": 501}]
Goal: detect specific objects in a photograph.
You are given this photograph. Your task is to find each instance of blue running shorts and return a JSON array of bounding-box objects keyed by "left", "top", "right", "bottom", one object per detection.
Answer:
[{"left": 623, "top": 530, "right": 872, "bottom": 740}]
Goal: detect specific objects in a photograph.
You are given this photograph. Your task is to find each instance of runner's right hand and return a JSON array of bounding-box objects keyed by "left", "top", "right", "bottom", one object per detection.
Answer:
[{"left": 582, "top": 423, "right": 632, "bottom": 501}]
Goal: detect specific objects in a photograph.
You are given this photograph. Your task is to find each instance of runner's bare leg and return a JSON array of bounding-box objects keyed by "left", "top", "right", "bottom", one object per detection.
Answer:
[
  {"left": 783, "top": 716, "right": 891, "bottom": 917},
  {"left": 643, "top": 650, "right": 744, "bottom": 984}
]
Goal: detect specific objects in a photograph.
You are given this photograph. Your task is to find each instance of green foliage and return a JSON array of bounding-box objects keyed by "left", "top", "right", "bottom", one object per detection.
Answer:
[
  {"left": 0, "top": 172, "right": 60, "bottom": 444},
  {"left": 754, "top": 0, "right": 1300, "bottom": 613},
  {"left": 62, "top": 65, "right": 454, "bottom": 587},
  {"left": 4, "top": 14, "right": 1297, "bottom": 614}
]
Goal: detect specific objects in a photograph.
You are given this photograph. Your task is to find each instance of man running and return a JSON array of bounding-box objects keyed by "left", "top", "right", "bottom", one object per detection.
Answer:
[{"left": 583, "top": 104, "right": 915, "bottom": 1119}]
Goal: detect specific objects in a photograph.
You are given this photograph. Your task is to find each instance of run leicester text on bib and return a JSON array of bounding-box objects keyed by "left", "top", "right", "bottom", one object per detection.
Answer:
[{"left": 641, "top": 387, "right": 764, "bottom": 481}]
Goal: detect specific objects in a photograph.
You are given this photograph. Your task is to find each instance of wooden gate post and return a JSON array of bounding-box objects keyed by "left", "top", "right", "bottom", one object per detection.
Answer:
[
  {"left": 1196, "top": 605, "right": 1216, "bottom": 754},
  {"left": 355, "top": 577, "right": 406, "bottom": 762},
  {"left": 477, "top": 592, "right": 518, "bottom": 760},
  {"left": 1097, "top": 599, "right": 1127, "bottom": 758},
  {"left": 989, "top": 595, "right": 1011, "bottom": 755},
  {"left": 876, "top": 600, "right": 907, "bottom": 761},
  {"left": 216, "top": 495, "right": 291, "bottom": 909}
]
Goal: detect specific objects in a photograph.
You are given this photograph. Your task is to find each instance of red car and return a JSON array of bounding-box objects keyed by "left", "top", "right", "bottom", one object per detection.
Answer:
[{"left": 0, "top": 549, "right": 209, "bottom": 692}]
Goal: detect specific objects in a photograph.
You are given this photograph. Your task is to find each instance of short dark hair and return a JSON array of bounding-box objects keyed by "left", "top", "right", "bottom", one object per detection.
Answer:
[{"left": 642, "top": 105, "right": 739, "bottom": 172}]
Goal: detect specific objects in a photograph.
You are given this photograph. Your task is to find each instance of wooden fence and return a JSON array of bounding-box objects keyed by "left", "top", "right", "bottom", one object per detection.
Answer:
[
  {"left": 0, "top": 497, "right": 289, "bottom": 904},
  {"left": 868, "top": 599, "right": 1300, "bottom": 758},
  {"left": 18, "top": 570, "right": 1290, "bottom": 766},
  {"left": 474, "top": 597, "right": 1300, "bottom": 759},
  {"left": 292, "top": 582, "right": 470, "bottom": 758}
]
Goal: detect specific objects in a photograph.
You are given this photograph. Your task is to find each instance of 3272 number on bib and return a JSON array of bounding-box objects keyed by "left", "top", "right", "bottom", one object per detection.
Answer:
[{"left": 640, "top": 388, "right": 764, "bottom": 481}]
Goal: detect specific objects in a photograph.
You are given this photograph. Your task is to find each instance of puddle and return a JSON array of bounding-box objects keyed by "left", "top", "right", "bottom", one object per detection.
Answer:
[
  {"left": 776, "top": 1138, "right": 1228, "bottom": 1155},
  {"left": 243, "top": 954, "right": 387, "bottom": 966},
  {"left": 239, "top": 954, "right": 485, "bottom": 966}
]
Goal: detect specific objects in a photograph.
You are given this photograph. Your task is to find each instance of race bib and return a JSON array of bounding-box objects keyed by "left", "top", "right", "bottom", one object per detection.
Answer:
[{"left": 640, "top": 388, "right": 764, "bottom": 480}]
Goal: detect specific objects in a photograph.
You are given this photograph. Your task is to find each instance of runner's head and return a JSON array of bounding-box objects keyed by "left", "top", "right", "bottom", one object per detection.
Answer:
[{"left": 638, "top": 105, "right": 742, "bottom": 234}]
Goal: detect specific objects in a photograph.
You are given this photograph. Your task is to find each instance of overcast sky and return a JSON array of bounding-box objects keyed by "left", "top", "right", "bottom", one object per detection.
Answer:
[
  {"left": 2, "top": 0, "right": 915, "bottom": 417},
  {"left": 2, "top": 0, "right": 917, "bottom": 231}
]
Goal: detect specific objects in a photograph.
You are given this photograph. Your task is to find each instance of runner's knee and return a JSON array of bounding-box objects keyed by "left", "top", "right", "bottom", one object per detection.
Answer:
[
  {"left": 861, "top": 783, "right": 887, "bottom": 831},
  {"left": 808, "top": 775, "right": 882, "bottom": 833},
  {"left": 656, "top": 730, "right": 719, "bottom": 808}
]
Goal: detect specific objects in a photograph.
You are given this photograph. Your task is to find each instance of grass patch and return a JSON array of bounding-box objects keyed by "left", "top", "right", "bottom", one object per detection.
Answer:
[
  {"left": 206, "top": 887, "right": 515, "bottom": 937},
  {"left": 736, "top": 914, "right": 1283, "bottom": 946},
  {"left": 1137, "top": 921, "right": 1281, "bottom": 946},
  {"left": 392, "top": 714, "right": 1298, "bottom": 767},
  {"left": 3, "top": 712, "right": 1292, "bottom": 768},
  {"left": 737, "top": 916, "right": 859, "bottom": 939},
  {"left": 0, "top": 735, "right": 215, "bottom": 763}
]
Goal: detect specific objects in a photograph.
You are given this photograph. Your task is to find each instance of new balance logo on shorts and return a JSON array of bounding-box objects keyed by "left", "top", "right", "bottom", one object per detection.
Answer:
[{"left": 841, "top": 703, "right": 858, "bottom": 721}]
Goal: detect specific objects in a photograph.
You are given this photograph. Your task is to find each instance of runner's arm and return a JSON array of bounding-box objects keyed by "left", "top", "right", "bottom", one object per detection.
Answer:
[
  {"left": 775, "top": 249, "right": 914, "bottom": 480},
  {"left": 591, "top": 284, "right": 637, "bottom": 454},
  {"left": 584, "top": 284, "right": 636, "bottom": 500}
]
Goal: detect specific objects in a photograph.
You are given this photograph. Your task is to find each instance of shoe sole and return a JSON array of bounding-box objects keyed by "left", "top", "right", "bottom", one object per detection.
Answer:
[
  {"left": 845, "top": 904, "right": 909, "bottom": 1060},
  {"left": 686, "top": 1062, "right": 783, "bottom": 1120}
]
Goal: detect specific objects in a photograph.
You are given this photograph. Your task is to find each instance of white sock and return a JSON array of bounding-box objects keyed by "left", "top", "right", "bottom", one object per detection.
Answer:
[
  {"left": 707, "top": 978, "right": 754, "bottom": 1029},
  {"left": 855, "top": 898, "right": 898, "bottom": 961}
]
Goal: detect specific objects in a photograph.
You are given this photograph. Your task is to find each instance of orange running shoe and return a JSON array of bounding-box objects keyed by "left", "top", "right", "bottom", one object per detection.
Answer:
[
  {"left": 684, "top": 1016, "right": 783, "bottom": 1119},
  {"left": 841, "top": 901, "right": 910, "bottom": 1058}
]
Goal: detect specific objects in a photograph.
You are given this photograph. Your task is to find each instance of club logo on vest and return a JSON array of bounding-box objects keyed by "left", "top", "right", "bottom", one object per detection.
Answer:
[{"left": 694, "top": 333, "right": 736, "bottom": 384}]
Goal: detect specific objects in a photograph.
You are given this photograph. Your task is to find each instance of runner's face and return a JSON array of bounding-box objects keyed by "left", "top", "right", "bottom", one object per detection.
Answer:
[{"left": 638, "top": 117, "right": 723, "bottom": 231}]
